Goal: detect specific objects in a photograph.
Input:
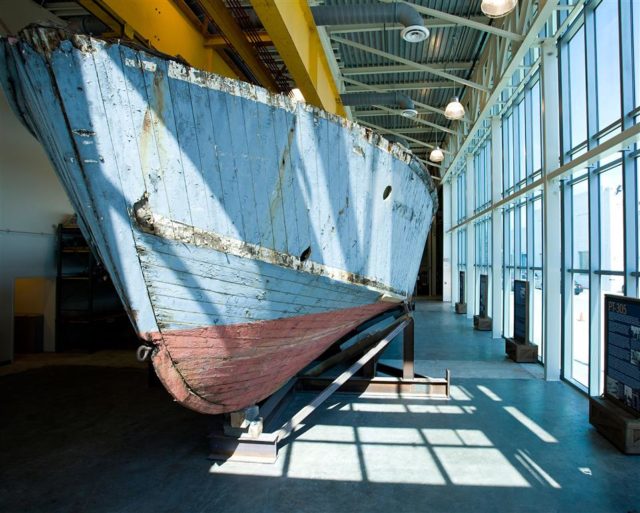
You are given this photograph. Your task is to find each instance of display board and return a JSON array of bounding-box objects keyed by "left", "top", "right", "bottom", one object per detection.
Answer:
[
  {"left": 604, "top": 295, "right": 640, "bottom": 415},
  {"left": 513, "top": 280, "right": 528, "bottom": 343},
  {"left": 459, "top": 271, "right": 465, "bottom": 304},
  {"left": 479, "top": 274, "right": 489, "bottom": 318}
]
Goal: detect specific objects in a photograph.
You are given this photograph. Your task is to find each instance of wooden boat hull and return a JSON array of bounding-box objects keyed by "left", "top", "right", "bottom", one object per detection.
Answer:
[
  {"left": 150, "top": 302, "right": 396, "bottom": 414},
  {"left": 0, "top": 29, "right": 437, "bottom": 414}
]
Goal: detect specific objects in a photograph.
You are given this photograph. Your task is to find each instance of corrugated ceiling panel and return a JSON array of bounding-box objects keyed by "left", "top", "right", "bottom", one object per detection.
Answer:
[{"left": 319, "top": 0, "right": 488, "bottom": 148}]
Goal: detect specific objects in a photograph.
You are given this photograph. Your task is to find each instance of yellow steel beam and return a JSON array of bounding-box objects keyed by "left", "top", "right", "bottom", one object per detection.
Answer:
[
  {"left": 250, "top": 0, "right": 345, "bottom": 117},
  {"left": 76, "top": 0, "right": 237, "bottom": 77},
  {"left": 199, "top": 0, "right": 279, "bottom": 91}
]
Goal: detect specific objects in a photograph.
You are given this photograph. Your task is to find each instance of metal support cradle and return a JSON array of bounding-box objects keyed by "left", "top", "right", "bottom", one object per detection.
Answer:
[{"left": 209, "top": 305, "right": 451, "bottom": 463}]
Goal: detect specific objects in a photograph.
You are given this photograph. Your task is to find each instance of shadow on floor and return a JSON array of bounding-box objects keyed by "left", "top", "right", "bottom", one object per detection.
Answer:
[{"left": 1, "top": 364, "right": 638, "bottom": 513}]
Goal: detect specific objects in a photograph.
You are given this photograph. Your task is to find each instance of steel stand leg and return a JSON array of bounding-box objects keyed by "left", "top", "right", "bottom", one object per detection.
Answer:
[{"left": 403, "top": 317, "right": 415, "bottom": 380}]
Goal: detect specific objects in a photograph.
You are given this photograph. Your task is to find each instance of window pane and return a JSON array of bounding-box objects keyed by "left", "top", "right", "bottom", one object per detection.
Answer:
[
  {"left": 601, "top": 275, "right": 625, "bottom": 296},
  {"left": 458, "top": 229, "right": 466, "bottom": 266},
  {"left": 532, "top": 82, "right": 542, "bottom": 172},
  {"left": 599, "top": 165, "right": 624, "bottom": 272},
  {"left": 572, "top": 179, "right": 589, "bottom": 269},
  {"left": 503, "top": 115, "right": 513, "bottom": 192},
  {"left": 600, "top": 276, "right": 625, "bottom": 395},
  {"left": 595, "top": 1, "right": 621, "bottom": 130},
  {"left": 518, "top": 101, "right": 526, "bottom": 182},
  {"left": 509, "top": 209, "right": 515, "bottom": 265},
  {"left": 571, "top": 276, "right": 589, "bottom": 387},
  {"left": 504, "top": 269, "right": 514, "bottom": 338},
  {"left": 634, "top": 0, "right": 640, "bottom": 110},
  {"left": 637, "top": 157, "right": 640, "bottom": 274},
  {"left": 485, "top": 141, "right": 492, "bottom": 202},
  {"left": 464, "top": 229, "right": 467, "bottom": 265},
  {"left": 520, "top": 204, "right": 527, "bottom": 268},
  {"left": 568, "top": 26, "right": 587, "bottom": 148},
  {"left": 534, "top": 198, "right": 542, "bottom": 267},
  {"left": 532, "top": 273, "right": 543, "bottom": 351},
  {"left": 457, "top": 172, "right": 466, "bottom": 222}
]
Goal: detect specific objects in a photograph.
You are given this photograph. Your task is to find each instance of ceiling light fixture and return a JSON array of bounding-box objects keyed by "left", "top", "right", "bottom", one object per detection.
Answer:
[
  {"left": 480, "top": 0, "right": 518, "bottom": 18},
  {"left": 444, "top": 97, "right": 465, "bottom": 120},
  {"left": 401, "top": 108, "right": 418, "bottom": 118},
  {"left": 401, "top": 25, "right": 430, "bottom": 43},
  {"left": 429, "top": 146, "right": 444, "bottom": 163}
]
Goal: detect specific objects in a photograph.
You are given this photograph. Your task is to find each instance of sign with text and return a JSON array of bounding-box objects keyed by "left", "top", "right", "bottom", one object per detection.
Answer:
[
  {"left": 604, "top": 295, "right": 640, "bottom": 415},
  {"left": 513, "top": 280, "right": 528, "bottom": 343},
  {"left": 459, "top": 271, "right": 465, "bottom": 304},
  {"left": 479, "top": 274, "right": 489, "bottom": 318}
]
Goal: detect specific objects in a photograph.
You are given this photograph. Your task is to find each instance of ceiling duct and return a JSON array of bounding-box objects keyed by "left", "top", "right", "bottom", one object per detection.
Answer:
[
  {"left": 311, "top": 3, "right": 429, "bottom": 43},
  {"left": 341, "top": 92, "right": 418, "bottom": 118}
]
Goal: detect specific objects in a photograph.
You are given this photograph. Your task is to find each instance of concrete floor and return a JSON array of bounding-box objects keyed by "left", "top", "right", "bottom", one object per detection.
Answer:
[{"left": 0, "top": 301, "right": 638, "bottom": 513}]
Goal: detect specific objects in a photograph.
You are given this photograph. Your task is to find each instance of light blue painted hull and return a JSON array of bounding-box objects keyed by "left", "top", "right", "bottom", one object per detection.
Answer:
[
  {"left": 1, "top": 29, "right": 437, "bottom": 337},
  {"left": 2, "top": 29, "right": 438, "bottom": 413}
]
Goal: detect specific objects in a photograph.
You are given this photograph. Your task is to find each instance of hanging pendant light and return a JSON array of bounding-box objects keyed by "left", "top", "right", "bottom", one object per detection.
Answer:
[
  {"left": 444, "top": 97, "right": 465, "bottom": 120},
  {"left": 429, "top": 146, "right": 444, "bottom": 163},
  {"left": 481, "top": 0, "right": 518, "bottom": 18}
]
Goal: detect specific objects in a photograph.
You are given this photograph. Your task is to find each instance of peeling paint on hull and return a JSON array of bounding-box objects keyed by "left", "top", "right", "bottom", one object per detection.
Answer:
[{"left": 0, "top": 29, "right": 437, "bottom": 414}]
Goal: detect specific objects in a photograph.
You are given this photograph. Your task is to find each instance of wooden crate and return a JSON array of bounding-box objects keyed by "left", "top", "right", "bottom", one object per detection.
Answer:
[
  {"left": 589, "top": 396, "right": 640, "bottom": 454},
  {"left": 505, "top": 338, "right": 538, "bottom": 363},
  {"left": 455, "top": 302, "right": 467, "bottom": 314},
  {"left": 473, "top": 315, "right": 492, "bottom": 331}
]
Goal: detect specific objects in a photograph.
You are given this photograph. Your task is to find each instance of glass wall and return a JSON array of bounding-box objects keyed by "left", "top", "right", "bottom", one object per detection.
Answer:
[
  {"left": 445, "top": 0, "right": 639, "bottom": 391},
  {"left": 566, "top": 25, "right": 587, "bottom": 156},
  {"left": 503, "top": 206, "right": 515, "bottom": 338},
  {"left": 637, "top": 155, "right": 640, "bottom": 294},
  {"left": 567, "top": 173, "right": 589, "bottom": 387},
  {"left": 474, "top": 141, "right": 492, "bottom": 315},
  {"left": 474, "top": 217, "right": 491, "bottom": 315},
  {"left": 500, "top": 72, "right": 543, "bottom": 355},
  {"left": 456, "top": 171, "right": 467, "bottom": 297},
  {"left": 635, "top": 1, "right": 640, "bottom": 115},
  {"left": 559, "top": 0, "right": 640, "bottom": 394}
]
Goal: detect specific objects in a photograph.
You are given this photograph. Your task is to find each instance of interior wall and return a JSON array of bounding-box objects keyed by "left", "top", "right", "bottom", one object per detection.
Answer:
[{"left": 0, "top": 88, "right": 73, "bottom": 362}]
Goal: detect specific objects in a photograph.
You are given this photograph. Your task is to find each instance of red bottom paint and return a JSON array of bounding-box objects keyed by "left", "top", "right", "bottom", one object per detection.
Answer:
[{"left": 147, "top": 301, "right": 398, "bottom": 414}]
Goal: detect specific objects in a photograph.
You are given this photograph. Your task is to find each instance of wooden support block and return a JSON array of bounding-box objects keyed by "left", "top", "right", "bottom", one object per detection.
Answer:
[
  {"left": 473, "top": 315, "right": 492, "bottom": 331},
  {"left": 505, "top": 338, "right": 538, "bottom": 363},
  {"left": 589, "top": 396, "right": 640, "bottom": 454},
  {"left": 455, "top": 302, "right": 467, "bottom": 314},
  {"left": 209, "top": 431, "right": 278, "bottom": 463},
  {"left": 224, "top": 405, "right": 263, "bottom": 437}
]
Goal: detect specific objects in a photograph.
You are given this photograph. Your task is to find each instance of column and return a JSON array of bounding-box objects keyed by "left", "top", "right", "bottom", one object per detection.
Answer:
[
  {"left": 541, "top": 37, "right": 561, "bottom": 381},
  {"left": 451, "top": 178, "right": 459, "bottom": 309},
  {"left": 490, "top": 116, "right": 503, "bottom": 338},
  {"left": 466, "top": 154, "right": 476, "bottom": 319},
  {"left": 442, "top": 181, "right": 452, "bottom": 303}
]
